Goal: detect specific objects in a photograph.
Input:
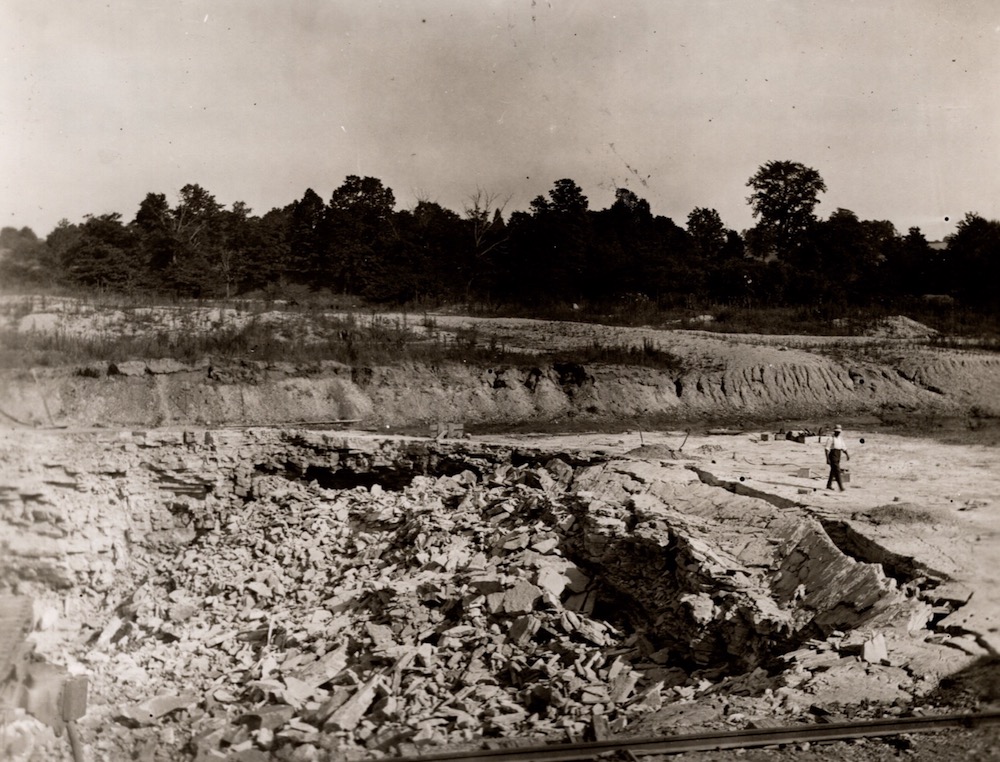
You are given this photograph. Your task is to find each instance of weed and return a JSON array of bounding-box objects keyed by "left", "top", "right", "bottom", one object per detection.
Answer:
[
  {"left": 969, "top": 404, "right": 999, "bottom": 420},
  {"left": 454, "top": 326, "right": 480, "bottom": 352}
]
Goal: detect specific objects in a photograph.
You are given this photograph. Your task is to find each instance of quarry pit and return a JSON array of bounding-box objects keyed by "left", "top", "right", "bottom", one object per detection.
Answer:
[
  {"left": 2, "top": 298, "right": 999, "bottom": 760},
  {"left": 2, "top": 424, "right": 998, "bottom": 761}
]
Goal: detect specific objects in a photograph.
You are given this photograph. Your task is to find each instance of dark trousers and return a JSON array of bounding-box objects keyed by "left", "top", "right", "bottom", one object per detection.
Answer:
[{"left": 827, "top": 450, "right": 844, "bottom": 490}]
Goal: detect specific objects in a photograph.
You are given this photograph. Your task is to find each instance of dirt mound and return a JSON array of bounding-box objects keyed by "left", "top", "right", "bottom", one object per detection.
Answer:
[
  {"left": 852, "top": 503, "right": 940, "bottom": 525},
  {"left": 623, "top": 444, "right": 684, "bottom": 459},
  {"left": 865, "top": 315, "right": 938, "bottom": 339}
]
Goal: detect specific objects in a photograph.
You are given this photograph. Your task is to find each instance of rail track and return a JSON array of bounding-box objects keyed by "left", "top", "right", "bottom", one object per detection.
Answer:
[{"left": 394, "top": 711, "right": 1000, "bottom": 762}]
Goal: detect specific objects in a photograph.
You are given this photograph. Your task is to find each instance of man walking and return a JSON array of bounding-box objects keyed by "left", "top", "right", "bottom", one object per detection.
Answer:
[{"left": 823, "top": 424, "right": 850, "bottom": 491}]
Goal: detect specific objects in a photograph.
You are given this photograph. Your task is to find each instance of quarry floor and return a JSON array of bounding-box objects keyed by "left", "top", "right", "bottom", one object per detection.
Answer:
[
  {"left": 2, "top": 421, "right": 998, "bottom": 761},
  {"left": 484, "top": 423, "right": 1000, "bottom": 645}
]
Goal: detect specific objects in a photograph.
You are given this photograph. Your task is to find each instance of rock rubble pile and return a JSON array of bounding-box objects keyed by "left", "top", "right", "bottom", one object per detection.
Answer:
[
  {"left": 3, "top": 429, "right": 977, "bottom": 762},
  {"left": 87, "top": 459, "right": 675, "bottom": 760}
]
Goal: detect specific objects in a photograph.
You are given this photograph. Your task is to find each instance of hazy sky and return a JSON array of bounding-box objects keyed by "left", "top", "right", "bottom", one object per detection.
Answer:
[{"left": 3, "top": 1, "right": 998, "bottom": 241}]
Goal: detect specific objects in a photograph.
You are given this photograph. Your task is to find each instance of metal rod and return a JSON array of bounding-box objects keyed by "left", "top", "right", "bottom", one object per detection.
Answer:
[{"left": 392, "top": 711, "right": 1000, "bottom": 762}]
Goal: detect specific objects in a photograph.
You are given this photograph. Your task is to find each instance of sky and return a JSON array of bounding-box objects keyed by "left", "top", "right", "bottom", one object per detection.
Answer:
[{"left": 2, "top": 0, "right": 998, "bottom": 242}]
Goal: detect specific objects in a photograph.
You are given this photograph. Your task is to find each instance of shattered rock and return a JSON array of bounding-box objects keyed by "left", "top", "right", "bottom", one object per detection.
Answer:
[{"left": 0, "top": 430, "right": 955, "bottom": 760}]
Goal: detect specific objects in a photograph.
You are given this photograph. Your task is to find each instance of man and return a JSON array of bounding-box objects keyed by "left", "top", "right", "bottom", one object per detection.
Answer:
[{"left": 823, "top": 424, "right": 850, "bottom": 491}]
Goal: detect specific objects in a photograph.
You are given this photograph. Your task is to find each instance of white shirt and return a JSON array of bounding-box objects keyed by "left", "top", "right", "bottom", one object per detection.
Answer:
[{"left": 824, "top": 433, "right": 847, "bottom": 452}]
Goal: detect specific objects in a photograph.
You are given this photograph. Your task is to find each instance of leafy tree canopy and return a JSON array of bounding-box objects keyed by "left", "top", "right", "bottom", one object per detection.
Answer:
[{"left": 746, "top": 160, "right": 826, "bottom": 260}]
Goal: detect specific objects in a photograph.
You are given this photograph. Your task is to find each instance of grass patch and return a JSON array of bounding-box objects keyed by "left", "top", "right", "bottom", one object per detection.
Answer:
[
  {"left": 0, "top": 315, "right": 522, "bottom": 370},
  {"left": 472, "top": 301, "right": 895, "bottom": 336},
  {"left": 0, "top": 312, "right": 692, "bottom": 374},
  {"left": 548, "top": 338, "right": 688, "bottom": 373}
]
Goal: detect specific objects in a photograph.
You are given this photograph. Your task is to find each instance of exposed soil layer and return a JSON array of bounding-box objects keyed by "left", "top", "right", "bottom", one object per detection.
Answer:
[
  {"left": 4, "top": 351, "right": 1000, "bottom": 431},
  {"left": 2, "top": 299, "right": 999, "bottom": 429}
]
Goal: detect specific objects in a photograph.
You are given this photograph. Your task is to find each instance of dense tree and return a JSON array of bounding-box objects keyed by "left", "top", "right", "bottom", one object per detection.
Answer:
[
  {"left": 381, "top": 200, "right": 466, "bottom": 301},
  {"left": 891, "top": 227, "right": 936, "bottom": 297},
  {"left": 945, "top": 213, "right": 1000, "bottom": 308},
  {"left": 169, "top": 184, "right": 226, "bottom": 295},
  {"left": 7, "top": 169, "right": 997, "bottom": 316},
  {"left": 132, "top": 185, "right": 227, "bottom": 295},
  {"left": 242, "top": 207, "right": 292, "bottom": 294},
  {"left": 463, "top": 189, "right": 510, "bottom": 300},
  {"left": 62, "top": 214, "right": 139, "bottom": 290},
  {"left": 215, "top": 201, "right": 254, "bottom": 298},
  {"left": 506, "top": 179, "right": 592, "bottom": 303},
  {"left": 547, "top": 178, "right": 589, "bottom": 216},
  {"left": 134, "top": 192, "right": 175, "bottom": 279},
  {"left": 785, "top": 209, "right": 899, "bottom": 305},
  {"left": 686, "top": 208, "right": 727, "bottom": 261},
  {"left": 46, "top": 220, "right": 83, "bottom": 277},
  {"left": 589, "top": 189, "right": 653, "bottom": 297},
  {"left": 746, "top": 160, "right": 826, "bottom": 260},
  {"left": 285, "top": 189, "right": 327, "bottom": 284},
  {"left": 325, "top": 176, "right": 397, "bottom": 295},
  {"left": 0, "top": 226, "right": 38, "bottom": 251},
  {"left": 0, "top": 226, "right": 57, "bottom": 285}
]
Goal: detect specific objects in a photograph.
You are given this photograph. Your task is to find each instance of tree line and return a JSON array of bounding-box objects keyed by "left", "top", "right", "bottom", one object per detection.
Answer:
[{"left": 2, "top": 161, "right": 998, "bottom": 311}]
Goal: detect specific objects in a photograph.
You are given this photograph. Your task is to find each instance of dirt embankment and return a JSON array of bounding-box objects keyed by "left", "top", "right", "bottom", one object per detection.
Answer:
[
  {"left": 2, "top": 301, "right": 998, "bottom": 429},
  {"left": 2, "top": 349, "right": 1000, "bottom": 430}
]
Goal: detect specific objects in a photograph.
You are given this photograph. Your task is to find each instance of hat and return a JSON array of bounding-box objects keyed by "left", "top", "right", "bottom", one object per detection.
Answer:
[{"left": 833, "top": 424, "right": 842, "bottom": 432}]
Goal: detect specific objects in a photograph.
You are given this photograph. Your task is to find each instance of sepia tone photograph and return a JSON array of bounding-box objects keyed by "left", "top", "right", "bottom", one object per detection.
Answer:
[{"left": 1, "top": 1, "right": 998, "bottom": 760}]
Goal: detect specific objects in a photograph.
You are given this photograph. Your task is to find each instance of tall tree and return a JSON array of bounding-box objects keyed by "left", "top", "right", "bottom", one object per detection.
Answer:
[
  {"left": 216, "top": 201, "right": 254, "bottom": 298},
  {"left": 242, "top": 207, "right": 292, "bottom": 294},
  {"left": 379, "top": 200, "right": 466, "bottom": 302},
  {"left": 945, "top": 212, "right": 1000, "bottom": 308},
  {"left": 590, "top": 188, "right": 654, "bottom": 298},
  {"left": 686, "top": 207, "right": 727, "bottom": 261},
  {"left": 513, "top": 179, "right": 592, "bottom": 302},
  {"left": 0, "top": 226, "right": 57, "bottom": 285},
  {"left": 46, "top": 220, "right": 83, "bottom": 282},
  {"left": 463, "top": 188, "right": 510, "bottom": 300},
  {"left": 134, "top": 184, "right": 226, "bottom": 294},
  {"left": 326, "top": 176, "right": 397, "bottom": 295},
  {"left": 746, "top": 160, "right": 826, "bottom": 260},
  {"left": 884, "top": 226, "right": 935, "bottom": 298},
  {"left": 287, "top": 188, "right": 327, "bottom": 284},
  {"left": 62, "top": 213, "right": 139, "bottom": 290}
]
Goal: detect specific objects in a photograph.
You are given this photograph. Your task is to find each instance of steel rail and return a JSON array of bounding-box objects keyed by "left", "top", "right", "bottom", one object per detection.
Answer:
[{"left": 393, "top": 710, "right": 1000, "bottom": 762}]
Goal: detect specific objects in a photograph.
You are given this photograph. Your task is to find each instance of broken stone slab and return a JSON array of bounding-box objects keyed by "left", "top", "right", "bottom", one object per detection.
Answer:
[
  {"left": 608, "top": 671, "right": 640, "bottom": 704},
  {"left": 323, "top": 676, "right": 382, "bottom": 732},
  {"left": 506, "top": 615, "right": 541, "bottom": 646},
  {"left": 237, "top": 704, "right": 295, "bottom": 732},
  {"left": 563, "top": 590, "right": 597, "bottom": 616},
  {"left": 119, "top": 694, "right": 200, "bottom": 726},
  {"left": 630, "top": 681, "right": 664, "bottom": 713},
  {"left": 292, "top": 646, "right": 348, "bottom": 689},
  {"left": 861, "top": 632, "right": 888, "bottom": 664},
  {"left": 364, "top": 622, "right": 397, "bottom": 650},
  {"left": 486, "top": 580, "right": 542, "bottom": 616},
  {"left": 146, "top": 358, "right": 190, "bottom": 374},
  {"left": 108, "top": 360, "right": 148, "bottom": 376},
  {"left": 544, "top": 458, "right": 574, "bottom": 489}
]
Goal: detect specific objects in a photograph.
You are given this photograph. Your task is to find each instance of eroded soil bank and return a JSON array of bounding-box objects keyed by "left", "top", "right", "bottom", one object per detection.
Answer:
[
  {"left": 3, "top": 298, "right": 1000, "bottom": 430},
  {"left": 3, "top": 348, "right": 1000, "bottom": 431},
  {"left": 2, "top": 427, "right": 997, "bottom": 761}
]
